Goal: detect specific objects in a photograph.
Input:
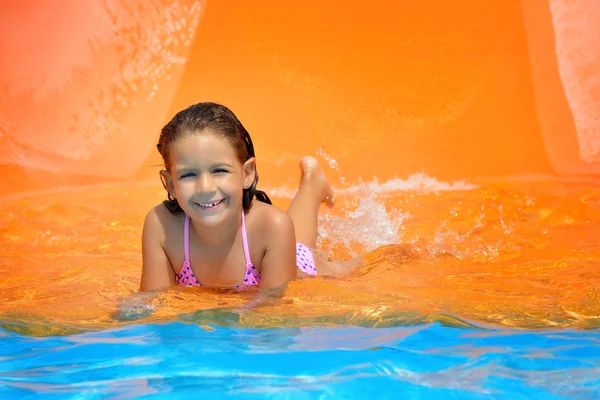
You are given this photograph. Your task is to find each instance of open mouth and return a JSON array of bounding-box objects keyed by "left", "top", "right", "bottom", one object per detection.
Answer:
[{"left": 195, "top": 198, "right": 225, "bottom": 209}]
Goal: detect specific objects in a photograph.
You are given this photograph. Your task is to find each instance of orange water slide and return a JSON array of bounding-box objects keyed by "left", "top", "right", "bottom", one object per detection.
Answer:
[{"left": 1, "top": 0, "right": 599, "bottom": 195}]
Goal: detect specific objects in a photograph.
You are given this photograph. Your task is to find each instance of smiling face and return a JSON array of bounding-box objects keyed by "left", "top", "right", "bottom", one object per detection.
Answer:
[{"left": 162, "top": 130, "right": 255, "bottom": 225}]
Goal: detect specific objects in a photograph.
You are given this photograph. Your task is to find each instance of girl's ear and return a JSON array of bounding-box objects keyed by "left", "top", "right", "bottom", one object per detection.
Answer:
[
  {"left": 159, "top": 169, "right": 176, "bottom": 198},
  {"left": 243, "top": 157, "right": 256, "bottom": 187}
]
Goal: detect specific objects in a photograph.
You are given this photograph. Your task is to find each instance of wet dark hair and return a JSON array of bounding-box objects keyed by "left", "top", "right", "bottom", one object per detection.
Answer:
[{"left": 156, "top": 102, "right": 272, "bottom": 212}]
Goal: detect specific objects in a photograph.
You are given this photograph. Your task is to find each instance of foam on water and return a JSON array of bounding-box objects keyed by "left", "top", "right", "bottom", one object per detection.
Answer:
[{"left": 317, "top": 189, "right": 410, "bottom": 258}]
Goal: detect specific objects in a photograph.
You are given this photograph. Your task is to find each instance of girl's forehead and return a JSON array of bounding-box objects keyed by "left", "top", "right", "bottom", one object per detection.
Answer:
[{"left": 171, "top": 133, "right": 239, "bottom": 163}]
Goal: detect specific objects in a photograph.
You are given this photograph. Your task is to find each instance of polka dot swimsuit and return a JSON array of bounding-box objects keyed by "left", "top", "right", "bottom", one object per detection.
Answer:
[
  {"left": 296, "top": 242, "right": 318, "bottom": 275},
  {"left": 177, "top": 212, "right": 317, "bottom": 290}
]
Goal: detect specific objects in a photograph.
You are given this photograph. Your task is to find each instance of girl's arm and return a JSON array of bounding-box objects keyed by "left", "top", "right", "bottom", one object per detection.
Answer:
[
  {"left": 259, "top": 208, "right": 298, "bottom": 289},
  {"left": 140, "top": 207, "right": 176, "bottom": 292}
]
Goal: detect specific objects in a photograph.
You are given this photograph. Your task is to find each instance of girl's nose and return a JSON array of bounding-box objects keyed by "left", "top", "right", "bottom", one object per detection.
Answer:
[{"left": 197, "top": 173, "right": 215, "bottom": 192}]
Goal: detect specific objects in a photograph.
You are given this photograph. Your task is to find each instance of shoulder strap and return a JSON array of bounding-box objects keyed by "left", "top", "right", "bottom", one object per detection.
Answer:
[
  {"left": 241, "top": 211, "right": 253, "bottom": 267},
  {"left": 184, "top": 214, "right": 190, "bottom": 262}
]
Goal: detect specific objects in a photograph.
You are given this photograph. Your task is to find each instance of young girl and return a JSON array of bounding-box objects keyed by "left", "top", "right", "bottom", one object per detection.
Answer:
[{"left": 140, "top": 102, "right": 347, "bottom": 293}]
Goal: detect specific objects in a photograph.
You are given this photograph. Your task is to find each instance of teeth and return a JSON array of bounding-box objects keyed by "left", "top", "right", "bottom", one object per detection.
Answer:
[{"left": 200, "top": 200, "right": 221, "bottom": 207}]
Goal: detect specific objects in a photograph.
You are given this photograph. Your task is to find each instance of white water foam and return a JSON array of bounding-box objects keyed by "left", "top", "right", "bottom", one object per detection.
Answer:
[
  {"left": 316, "top": 189, "right": 411, "bottom": 258},
  {"left": 265, "top": 173, "right": 477, "bottom": 199}
]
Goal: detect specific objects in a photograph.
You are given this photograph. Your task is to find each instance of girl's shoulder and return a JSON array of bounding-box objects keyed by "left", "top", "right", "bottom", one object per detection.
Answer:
[
  {"left": 143, "top": 203, "right": 185, "bottom": 237},
  {"left": 246, "top": 201, "right": 294, "bottom": 240}
]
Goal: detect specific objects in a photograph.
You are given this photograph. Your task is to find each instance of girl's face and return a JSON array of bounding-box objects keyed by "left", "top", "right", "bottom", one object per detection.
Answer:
[{"left": 164, "top": 131, "right": 255, "bottom": 225}]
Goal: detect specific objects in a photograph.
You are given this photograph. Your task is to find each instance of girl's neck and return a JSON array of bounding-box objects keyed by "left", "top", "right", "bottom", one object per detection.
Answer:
[{"left": 189, "top": 211, "right": 242, "bottom": 248}]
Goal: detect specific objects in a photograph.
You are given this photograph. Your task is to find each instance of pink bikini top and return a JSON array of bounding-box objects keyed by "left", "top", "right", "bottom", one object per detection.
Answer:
[{"left": 176, "top": 212, "right": 261, "bottom": 290}]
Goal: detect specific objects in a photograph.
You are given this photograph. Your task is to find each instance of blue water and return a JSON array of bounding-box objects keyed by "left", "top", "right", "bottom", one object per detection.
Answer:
[{"left": 1, "top": 322, "right": 598, "bottom": 399}]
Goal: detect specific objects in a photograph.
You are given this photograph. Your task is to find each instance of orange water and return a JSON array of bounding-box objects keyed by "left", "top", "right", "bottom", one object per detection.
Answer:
[{"left": 1, "top": 174, "right": 598, "bottom": 335}]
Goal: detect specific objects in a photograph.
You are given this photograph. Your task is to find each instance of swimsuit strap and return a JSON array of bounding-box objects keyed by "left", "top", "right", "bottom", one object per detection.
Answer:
[
  {"left": 241, "top": 211, "right": 253, "bottom": 267},
  {"left": 184, "top": 214, "right": 190, "bottom": 263}
]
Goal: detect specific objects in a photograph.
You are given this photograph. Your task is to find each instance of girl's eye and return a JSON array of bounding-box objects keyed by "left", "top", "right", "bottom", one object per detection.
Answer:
[
  {"left": 214, "top": 169, "right": 228, "bottom": 174},
  {"left": 180, "top": 173, "right": 196, "bottom": 179}
]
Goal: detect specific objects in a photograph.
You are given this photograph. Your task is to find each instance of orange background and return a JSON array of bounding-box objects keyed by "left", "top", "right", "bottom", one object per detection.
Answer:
[{"left": 1, "top": 0, "right": 599, "bottom": 195}]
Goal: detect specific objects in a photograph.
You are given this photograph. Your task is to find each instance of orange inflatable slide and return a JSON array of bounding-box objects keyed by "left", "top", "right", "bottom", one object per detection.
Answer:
[{"left": 1, "top": 0, "right": 599, "bottom": 195}]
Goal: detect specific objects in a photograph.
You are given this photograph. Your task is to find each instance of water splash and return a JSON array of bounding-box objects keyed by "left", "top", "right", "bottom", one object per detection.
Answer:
[
  {"left": 314, "top": 149, "right": 409, "bottom": 258},
  {"left": 316, "top": 148, "right": 346, "bottom": 184},
  {"left": 272, "top": 149, "right": 488, "bottom": 261},
  {"left": 317, "top": 188, "right": 410, "bottom": 258}
]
